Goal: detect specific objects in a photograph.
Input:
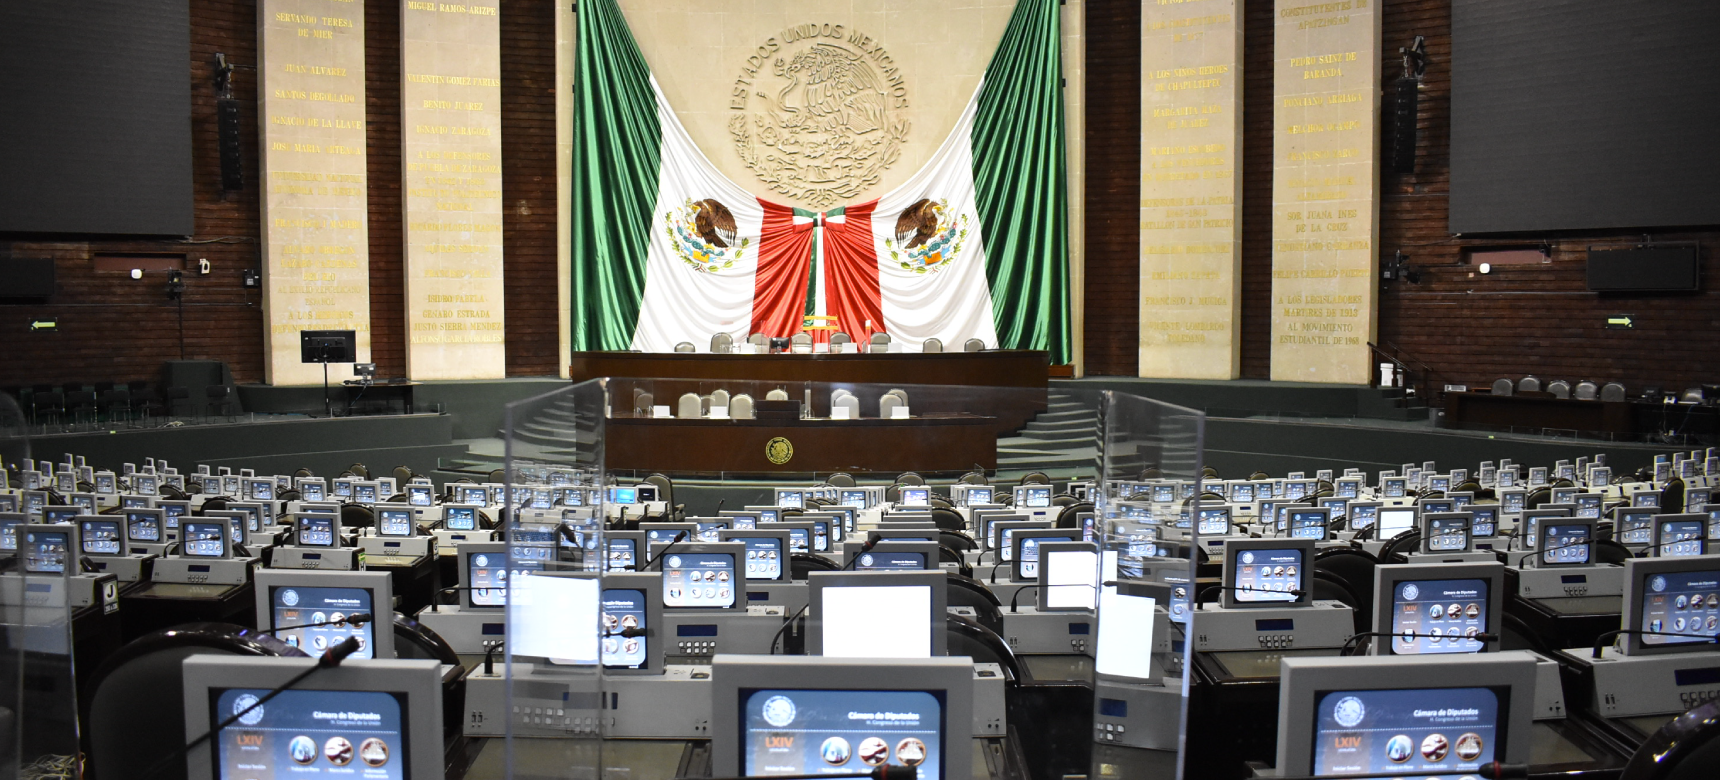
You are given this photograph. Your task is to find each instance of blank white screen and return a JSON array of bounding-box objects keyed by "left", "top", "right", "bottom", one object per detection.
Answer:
[
  {"left": 820, "top": 585, "right": 932, "bottom": 658},
  {"left": 510, "top": 574, "right": 600, "bottom": 664},
  {"left": 1378, "top": 509, "right": 1416, "bottom": 537},
  {"left": 1095, "top": 591, "right": 1156, "bottom": 679},
  {"left": 1045, "top": 550, "right": 1098, "bottom": 609}
]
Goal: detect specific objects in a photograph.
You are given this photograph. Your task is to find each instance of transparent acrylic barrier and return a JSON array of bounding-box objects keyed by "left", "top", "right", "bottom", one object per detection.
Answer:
[{"left": 501, "top": 378, "right": 1201, "bottom": 779}]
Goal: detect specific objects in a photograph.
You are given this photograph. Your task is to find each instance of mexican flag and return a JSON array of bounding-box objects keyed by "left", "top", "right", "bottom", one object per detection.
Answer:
[{"left": 571, "top": 0, "right": 1069, "bottom": 363}]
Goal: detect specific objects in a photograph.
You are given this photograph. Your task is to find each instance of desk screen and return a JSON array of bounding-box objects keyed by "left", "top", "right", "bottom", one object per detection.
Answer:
[
  {"left": 1639, "top": 569, "right": 1720, "bottom": 646},
  {"left": 407, "top": 486, "right": 433, "bottom": 507},
  {"left": 1469, "top": 507, "right": 1498, "bottom": 538},
  {"left": 742, "top": 689, "right": 943, "bottom": 779},
  {"left": 298, "top": 517, "right": 337, "bottom": 548},
  {"left": 663, "top": 553, "right": 736, "bottom": 608},
  {"left": 271, "top": 586, "right": 376, "bottom": 658},
  {"left": 964, "top": 487, "right": 993, "bottom": 506},
  {"left": 1232, "top": 548, "right": 1303, "bottom": 603},
  {"left": 467, "top": 552, "right": 540, "bottom": 607},
  {"left": 1311, "top": 687, "right": 1501, "bottom": 778},
  {"left": 211, "top": 688, "right": 406, "bottom": 779},
  {"left": 80, "top": 519, "right": 122, "bottom": 556},
  {"left": 1288, "top": 511, "right": 1327, "bottom": 541},
  {"left": 601, "top": 588, "right": 649, "bottom": 669},
  {"left": 696, "top": 521, "right": 731, "bottom": 543},
  {"left": 1017, "top": 487, "right": 1051, "bottom": 508},
  {"left": 742, "top": 538, "right": 784, "bottom": 580},
  {"left": 127, "top": 511, "right": 162, "bottom": 542},
  {"left": 1378, "top": 509, "right": 1417, "bottom": 539},
  {"left": 1390, "top": 579, "right": 1488, "bottom": 655},
  {"left": 377, "top": 509, "right": 413, "bottom": 537},
  {"left": 1540, "top": 524, "right": 1591, "bottom": 566},
  {"left": 444, "top": 506, "right": 477, "bottom": 531},
  {"left": 820, "top": 585, "right": 933, "bottom": 658},
  {"left": 23, "top": 529, "right": 71, "bottom": 573},
  {"left": 787, "top": 528, "right": 810, "bottom": 553},
  {"left": 1197, "top": 508, "right": 1231, "bottom": 536},
  {"left": 608, "top": 487, "right": 638, "bottom": 505},
  {"left": 854, "top": 551, "right": 928, "bottom": 571},
  {"left": 1350, "top": 504, "right": 1378, "bottom": 531},
  {"left": 1656, "top": 518, "right": 1706, "bottom": 557},
  {"left": 606, "top": 538, "right": 637, "bottom": 572},
  {"left": 1425, "top": 517, "right": 1470, "bottom": 552},
  {"left": 182, "top": 522, "right": 227, "bottom": 558}
]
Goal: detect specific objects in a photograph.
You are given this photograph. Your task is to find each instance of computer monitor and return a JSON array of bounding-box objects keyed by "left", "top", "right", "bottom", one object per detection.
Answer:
[
  {"left": 602, "top": 530, "right": 644, "bottom": 572},
  {"left": 1346, "top": 501, "right": 1381, "bottom": 532},
  {"left": 1535, "top": 519, "right": 1595, "bottom": 567},
  {"left": 806, "top": 570, "right": 948, "bottom": 657},
  {"left": 92, "top": 471, "right": 117, "bottom": 495},
  {"left": 1633, "top": 490, "right": 1662, "bottom": 509},
  {"left": 440, "top": 504, "right": 480, "bottom": 532},
  {"left": 1615, "top": 506, "right": 1659, "bottom": 546},
  {"left": 640, "top": 522, "right": 696, "bottom": 549},
  {"left": 1228, "top": 481, "right": 1256, "bottom": 504},
  {"left": 396, "top": 483, "right": 432, "bottom": 508},
  {"left": 773, "top": 521, "right": 817, "bottom": 554},
  {"left": 1334, "top": 478, "right": 1361, "bottom": 499},
  {"left": 1619, "top": 556, "right": 1720, "bottom": 656},
  {"left": 1573, "top": 492, "right": 1603, "bottom": 519},
  {"left": 1287, "top": 507, "right": 1331, "bottom": 541},
  {"left": 1320, "top": 498, "right": 1350, "bottom": 518},
  {"left": 1372, "top": 562, "right": 1504, "bottom": 655},
  {"left": 1420, "top": 512, "right": 1474, "bottom": 554},
  {"left": 243, "top": 477, "right": 274, "bottom": 502},
  {"left": 1285, "top": 480, "right": 1314, "bottom": 500},
  {"left": 838, "top": 488, "right": 869, "bottom": 508},
  {"left": 896, "top": 486, "right": 932, "bottom": 508},
  {"left": 711, "top": 655, "right": 974, "bottom": 780},
  {"left": 295, "top": 477, "right": 327, "bottom": 502},
  {"left": 1528, "top": 466, "right": 1549, "bottom": 486},
  {"left": 719, "top": 529, "right": 791, "bottom": 581},
  {"left": 78, "top": 516, "right": 123, "bottom": 556},
  {"left": 852, "top": 541, "right": 938, "bottom": 572},
  {"left": 660, "top": 543, "right": 747, "bottom": 612},
  {"left": 1495, "top": 488, "right": 1525, "bottom": 517},
  {"left": 600, "top": 571, "right": 666, "bottom": 674},
  {"left": 774, "top": 488, "right": 808, "bottom": 510},
  {"left": 992, "top": 519, "right": 1051, "bottom": 563},
  {"left": 1196, "top": 504, "right": 1234, "bottom": 537},
  {"left": 961, "top": 486, "right": 994, "bottom": 506},
  {"left": 1221, "top": 538, "right": 1315, "bottom": 608},
  {"left": 125, "top": 508, "right": 165, "bottom": 544},
  {"left": 1417, "top": 499, "right": 1455, "bottom": 515},
  {"left": 182, "top": 655, "right": 442, "bottom": 780},
  {"left": 42, "top": 504, "right": 80, "bottom": 525},
  {"left": 179, "top": 519, "right": 232, "bottom": 559},
  {"left": 1427, "top": 475, "right": 1451, "bottom": 494},
  {"left": 226, "top": 502, "right": 268, "bottom": 532},
  {"left": 255, "top": 570, "right": 395, "bottom": 659},
  {"left": 293, "top": 513, "right": 342, "bottom": 548},
  {"left": 452, "top": 484, "right": 488, "bottom": 507},
  {"left": 372, "top": 504, "right": 415, "bottom": 538},
  {"left": 1652, "top": 514, "right": 1707, "bottom": 557},
  {"left": 801, "top": 515, "right": 837, "bottom": 552},
  {"left": 744, "top": 506, "right": 784, "bottom": 524},
  {"left": 0, "top": 495, "right": 15, "bottom": 514},
  {"left": 1376, "top": 507, "right": 1417, "bottom": 539},
  {"left": 1014, "top": 485, "right": 1052, "bottom": 509},
  {"left": 1038, "top": 541, "right": 1099, "bottom": 611},
  {"left": 1095, "top": 580, "right": 1166, "bottom": 679},
  {"left": 1275, "top": 653, "right": 1535, "bottom": 779},
  {"left": 1472, "top": 502, "right": 1499, "bottom": 537},
  {"left": 1011, "top": 529, "right": 1082, "bottom": 582},
  {"left": 687, "top": 517, "right": 733, "bottom": 543},
  {"left": 458, "top": 542, "right": 532, "bottom": 609}
]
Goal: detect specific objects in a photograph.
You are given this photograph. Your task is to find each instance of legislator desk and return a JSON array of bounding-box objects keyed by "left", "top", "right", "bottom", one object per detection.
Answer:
[
  {"left": 604, "top": 412, "right": 998, "bottom": 474},
  {"left": 1443, "top": 391, "right": 1720, "bottom": 440},
  {"left": 586, "top": 350, "right": 1050, "bottom": 432}
]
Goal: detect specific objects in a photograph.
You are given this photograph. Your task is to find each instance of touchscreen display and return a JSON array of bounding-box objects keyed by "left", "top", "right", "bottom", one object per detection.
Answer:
[
  {"left": 272, "top": 586, "right": 376, "bottom": 658},
  {"left": 377, "top": 509, "right": 413, "bottom": 537},
  {"left": 1469, "top": 508, "right": 1497, "bottom": 538},
  {"left": 1383, "top": 479, "right": 1406, "bottom": 498},
  {"left": 444, "top": 507, "right": 477, "bottom": 531},
  {"left": 468, "top": 552, "right": 539, "bottom": 607},
  {"left": 298, "top": 517, "right": 337, "bottom": 547},
  {"left": 696, "top": 521, "right": 729, "bottom": 543},
  {"left": 965, "top": 487, "right": 993, "bottom": 505},
  {"left": 127, "top": 511, "right": 163, "bottom": 542},
  {"left": 1390, "top": 579, "right": 1488, "bottom": 655},
  {"left": 1018, "top": 534, "right": 1078, "bottom": 580},
  {"left": 182, "top": 522, "right": 227, "bottom": 558},
  {"left": 855, "top": 550, "right": 928, "bottom": 571},
  {"left": 458, "top": 486, "right": 488, "bottom": 505},
  {"left": 1231, "top": 483, "right": 1255, "bottom": 503},
  {"left": 23, "top": 530, "right": 71, "bottom": 573},
  {"left": 606, "top": 538, "right": 637, "bottom": 572},
  {"left": 742, "top": 689, "right": 943, "bottom": 779},
  {"left": 841, "top": 490, "right": 868, "bottom": 507},
  {"left": 44, "top": 506, "right": 79, "bottom": 524},
  {"left": 898, "top": 488, "right": 929, "bottom": 507},
  {"left": 80, "top": 519, "right": 122, "bottom": 555},
  {"left": 1657, "top": 519, "right": 1706, "bottom": 557},
  {"left": 1425, "top": 517, "right": 1469, "bottom": 552},
  {"left": 1336, "top": 481, "right": 1360, "bottom": 499},
  {"left": 600, "top": 588, "right": 648, "bottom": 669},
  {"left": 608, "top": 487, "right": 638, "bottom": 504},
  {"left": 1575, "top": 494, "right": 1602, "bottom": 518},
  {"left": 1018, "top": 487, "right": 1051, "bottom": 508},
  {"left": 404, "top": 486, "right": 433, "bottom": 507},
  {"left": 645, "top": 527, "right": 686, "bottom": 547},
  {"left": 779, "top": 491, "right": 806, "bottom": 509},
  {"left": 1197, "top": 508, "right": 1230, "bottom": 536},
  {"left": 1540, "top": 524, "right": 1591, "bottom": 565},
  {"left": 249, "top": 480, "right": 275, "bottom": 501},
  {"left": 1312, "top": 687, "right": 1501, "bottom": 778},
  {"left": 742, "top": 538, "right": 784, "bottom": 579},
  {"left": 351, "top": 483, "right": 376, "bottom": 505},
  {"left": 758, "top": 508, "right": 780, "bottom": 523},
  {"left": 1151, "top": 485, "right": 1175, "bottom": 503},
  {"left": 211, "top": 688, "right": 406, "bottom": 780},
  {"left": 1378, "top": 509, "right": 1416, "bottom": 538},
  {"left": 730, "top": 515, "right": 759, "bottom": 530},
  {"left": 663, "top": 553, "right": 737, "bottom": 608},
  {"left": 787, "top": 528, "right": 810, "bottom": 553},
  {"left": 1618, "top": 511, "right": 1655, "bottom": 545},
  {"left": 1350, "top": 504, "right": 1378, "bottom": 530},
  {"left": 810, "top": 520, "right": 831, "bottom": 552},
  {"left": 1639, "top": 570, "right": 1720, "bottom": 646},
  {"left": 1232, "top": 548, "right": 1302, "bottom": 603},
  {"left": 1288, "top": 511, "right": 1326, "bottom": 540}
]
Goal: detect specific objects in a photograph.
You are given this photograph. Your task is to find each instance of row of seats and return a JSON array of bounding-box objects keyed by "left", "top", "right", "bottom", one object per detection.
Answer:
[
  {"left": 1491, "top": 375, "right": 1714, "bottom": 403},
  {"left": 6, "top": 381, "right": 239, "bottom": 426},
  {"left": 674, "top": 332, "right": 988, "bottom": 353}
]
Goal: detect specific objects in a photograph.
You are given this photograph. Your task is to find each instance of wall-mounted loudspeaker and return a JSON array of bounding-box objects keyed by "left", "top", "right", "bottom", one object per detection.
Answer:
[
  {"left": 218, "top": 97, "right": 243, "bottom": 191},
  {"left": 1386, "top": 77, "right": 1419, "bottom": 175}
]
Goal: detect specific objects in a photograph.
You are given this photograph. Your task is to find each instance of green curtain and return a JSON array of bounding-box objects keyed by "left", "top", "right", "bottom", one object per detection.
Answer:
[
  {"left": 972, "top": 0, "right": 1071, "bottom": 365},
  {"left": 570, "top": 0, "right": 660, "bottom": 351}
]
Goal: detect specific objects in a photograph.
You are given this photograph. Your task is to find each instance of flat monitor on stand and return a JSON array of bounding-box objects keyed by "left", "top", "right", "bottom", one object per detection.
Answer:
[{"left": 300, "top": 329, "right": 356, "bottom": 418}]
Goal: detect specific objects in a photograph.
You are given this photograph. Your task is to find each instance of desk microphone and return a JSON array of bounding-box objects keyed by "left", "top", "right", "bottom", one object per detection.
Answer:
[
  {"left": 843, "top": 536, "right": 883, "bottom": 570},
  {"left": 633, "top": 530, "right": 689, "bottom": 571},
  {"left": 1008, "top": 585, "right": 1040, "bottom": 613},
  {"left": 255, "top": 612, "right": 375, "bottom": 635},
  {"left": 1340, "top": 630, "right": 1499, "bottom": 656},
  {"left": 142, "top": 636, "right": 364, "bottom": 780},
  {"left": 689, "top": 767, "right": 919, "bottom": 780},
  {"left": 605, "top": 626, "right": 648, "bottom": 639},
  {"left": 1590, "top": 628, "right": 1719, "bottom": 658},
  {"left": 1194, "top": 584, "right": 1304, "bottom": 609},
  {"left": 715, "top": 498, "right": 726, "bottom": 514}
]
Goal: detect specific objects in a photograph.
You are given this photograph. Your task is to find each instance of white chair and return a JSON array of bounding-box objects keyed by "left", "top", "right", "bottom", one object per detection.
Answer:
[
  {"left": 923, "top": 338, "right": 943, "bottom": 353},
  {"left": 1491, "top": 378, "right": 1513, "bottom": 396},
  {"left": 730, "top": 394, "right": 756, "bottom": 419},
  {"left": 869, "top": 332, "right": 891, "bottom": 352},
  {"left": 765, "top": 388, "right": 789, "bottom": 401},
  {"left": 711, "top": 389, "right": 731, "bottom": 407},
  {"left": 790, "top": 333, "right": 812, "bottom": 354},
  {"left": 832, "top": 394, "right": 860, "bottom": 419},
  {"left": 673, "top": 342, "right": 696, "bottom": 353},
  {"left": 1574, "top": 381, "right": 1599, "bottom": 401},
  {"left": 710, "top": 333, "right": 733, "bottom": 354},
  {"left": 1600, "top": 382, "right": 1627, "bottom": 402},
  {"left": 633, "top": 390, "right": 654, "bottom": 416},
  {"left": 1547, "top": 380, "right": 1571, "bottom": 400},
  {"left": 879, "top": 394, "right": 903, "bottom": 419},
  {"left": 1519, "top": 376, "right": 1541, "bottom": 393},
  {"left": 963, "top": 338, "right": 984, "bottom": 352},
  {"left": 887, "top": 388, "right": 908, "bottom": 406},
  {"left": 676, "top": 392, "right": 702, "bottom": 419},
  {"left": 748, "top": 333, "right": 769, "bottom": 348}
]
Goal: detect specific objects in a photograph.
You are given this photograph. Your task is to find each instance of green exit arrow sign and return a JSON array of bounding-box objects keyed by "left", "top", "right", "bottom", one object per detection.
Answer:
[{"left": 1605, "top": 314, "right": 1635, "bottom": 330}]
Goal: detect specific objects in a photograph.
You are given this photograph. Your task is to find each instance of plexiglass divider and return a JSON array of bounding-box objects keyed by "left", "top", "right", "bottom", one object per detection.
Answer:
[{"left": 503, "top": 378, "right": 1203, "bottom": 779}]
